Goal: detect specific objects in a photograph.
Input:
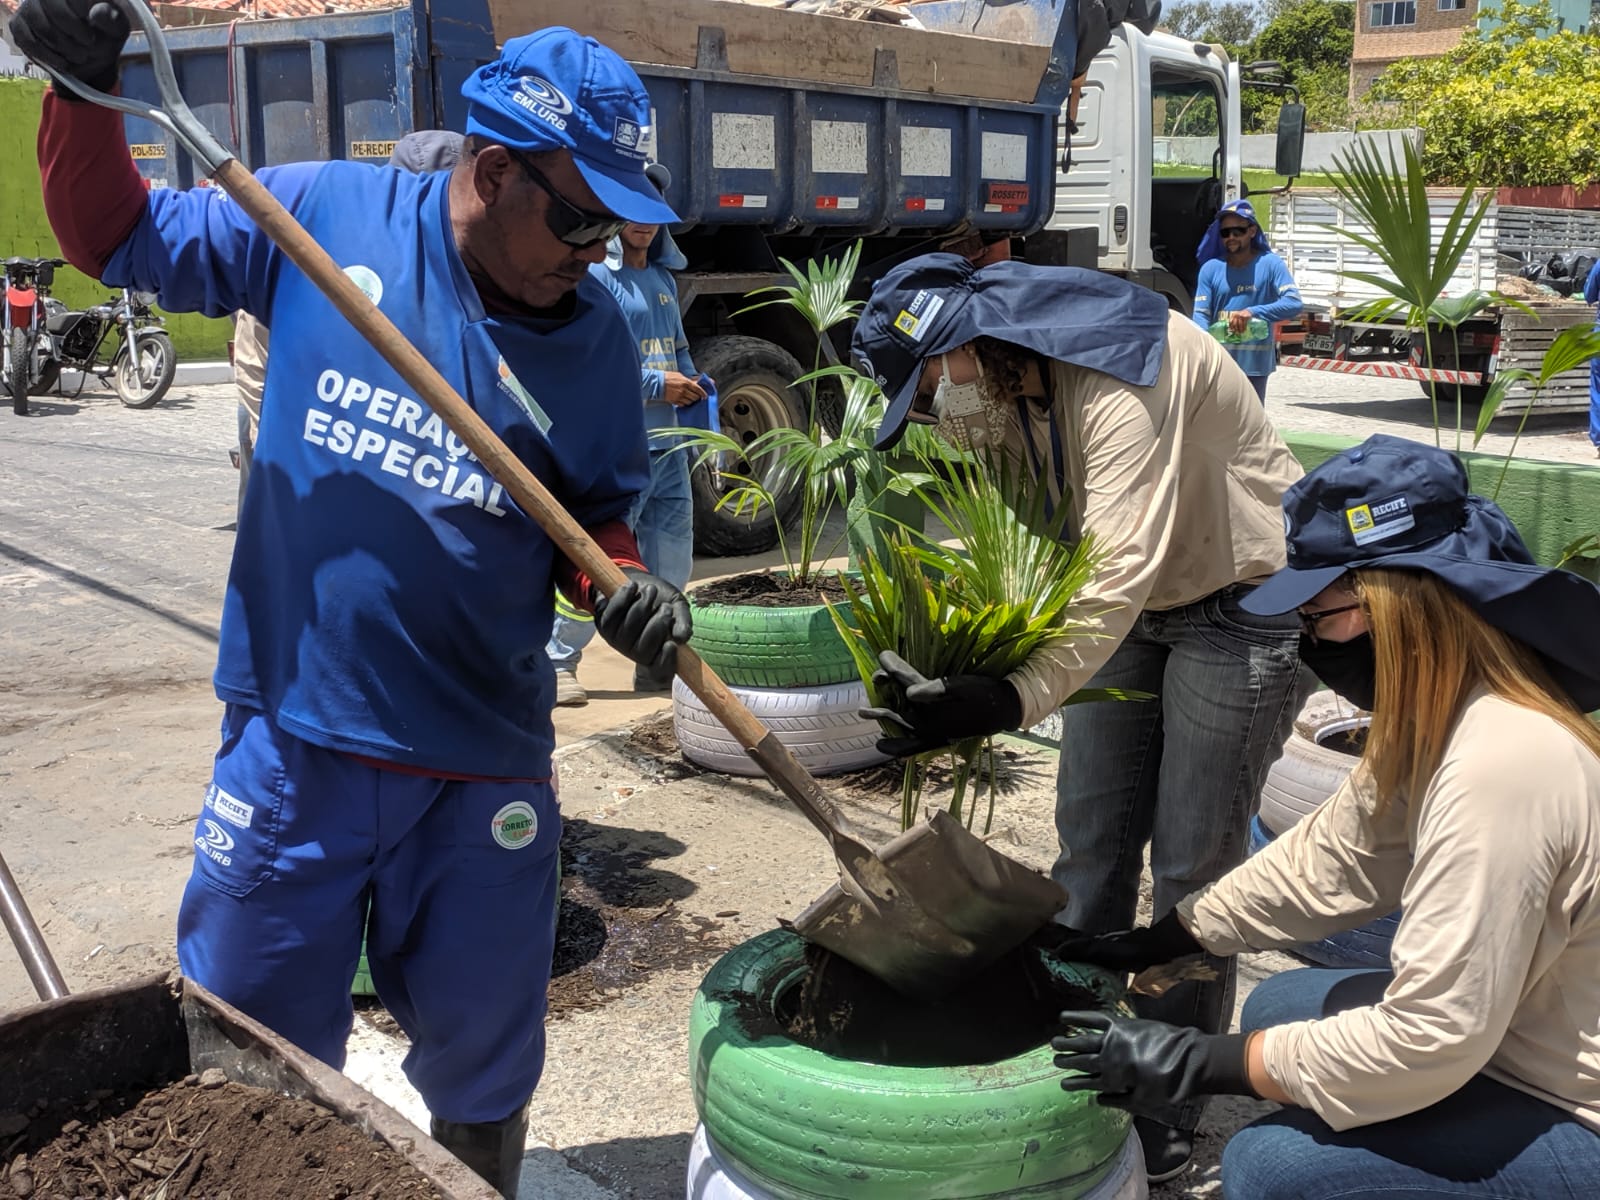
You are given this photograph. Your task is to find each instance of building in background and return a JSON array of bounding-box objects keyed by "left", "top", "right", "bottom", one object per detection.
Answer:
[{"left": 1351, "top": 0, "right": 1592, "bottom": 99}]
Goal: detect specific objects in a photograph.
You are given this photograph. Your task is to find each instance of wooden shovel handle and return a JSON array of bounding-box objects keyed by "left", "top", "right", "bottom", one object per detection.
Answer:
[{"left": 210, "top": 161, "right": 857, "bottom": 841}]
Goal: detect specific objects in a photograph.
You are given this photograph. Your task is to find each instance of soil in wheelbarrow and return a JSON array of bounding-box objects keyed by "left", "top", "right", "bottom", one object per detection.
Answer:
[
  {"left": 690, "top": 572, "right": 849, "bottom": 608},
  {"left": 0, "top": 1073, "right": 439, "bottom": 1200},
  {"left": 769, "top": 941, "right": 1105, "bottom": 1069}
]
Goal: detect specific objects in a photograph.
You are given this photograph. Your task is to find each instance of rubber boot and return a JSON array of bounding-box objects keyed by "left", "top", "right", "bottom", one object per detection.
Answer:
[{"left": 430, "top": 1105, "right": 529, "bottom": 1199}]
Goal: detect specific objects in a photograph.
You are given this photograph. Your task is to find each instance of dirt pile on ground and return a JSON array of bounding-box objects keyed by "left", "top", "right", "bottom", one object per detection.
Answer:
[{"left": 0, "top": 1074, "right": 439, "bottom": 1199}]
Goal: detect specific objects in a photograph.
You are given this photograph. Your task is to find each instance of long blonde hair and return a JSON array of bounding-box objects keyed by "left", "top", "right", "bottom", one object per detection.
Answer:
[{"left": 1357, "top": 569, "right": 1600, "bottom": 806}]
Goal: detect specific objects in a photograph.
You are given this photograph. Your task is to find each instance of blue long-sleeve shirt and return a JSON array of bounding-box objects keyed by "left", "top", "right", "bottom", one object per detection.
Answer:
[
  {"left": 102, "top": 162, "right": 649, "bottom": 778},
  {"left": 589, "top": 259, "right": 696, "bottom": 449},
  {"left": 1192, "top": 251, "right": 1303, "bottom": 378},
  {"left": 1585, "top": 258, "right": 1600, "bottom": 311}
]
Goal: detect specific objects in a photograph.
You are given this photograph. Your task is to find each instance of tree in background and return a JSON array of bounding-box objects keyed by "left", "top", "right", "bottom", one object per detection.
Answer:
[
  {"left": 1370, "top": 0, "right": 1599, "bottom": 187},
  {"left": 1160, "top": 0, "right": 1263, "bottom": 51}
]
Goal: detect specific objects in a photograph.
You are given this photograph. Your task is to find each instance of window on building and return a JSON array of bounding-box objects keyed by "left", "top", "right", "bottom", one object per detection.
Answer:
[
  {"left": 1370, "top": 0, "right": 1417, "bottom": 24},
  {"left": 1437, "top": 0, "right": 1465, "bottom": 9}
]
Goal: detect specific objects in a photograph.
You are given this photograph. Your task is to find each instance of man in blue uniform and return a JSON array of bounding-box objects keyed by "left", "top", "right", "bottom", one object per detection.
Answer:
[
  {"left": 1192, "top": 199, "right": 1303, "bottom": 401},
  {"left": 12, "top": 3, "right": 692, "bottom": 1193}
]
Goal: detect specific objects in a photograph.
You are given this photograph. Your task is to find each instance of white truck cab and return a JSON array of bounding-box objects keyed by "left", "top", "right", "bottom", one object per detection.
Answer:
[{"left": 1052, "top": 27, "right": 1301, "bottom": 313}]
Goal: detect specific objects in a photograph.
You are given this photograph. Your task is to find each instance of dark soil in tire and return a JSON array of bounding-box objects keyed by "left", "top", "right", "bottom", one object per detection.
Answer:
[
  {"left": 776, "top": 943, "right": 1101, "bottom": 1067},
  {"left": 0, "top": 1076, "right": 441, "bottom": 1199},
  {"left": 1320, "top": 724, "right": 1367, "bottom": 755},
  {"left": 691, "top": 571, "right": 849, "bottom": 607}
]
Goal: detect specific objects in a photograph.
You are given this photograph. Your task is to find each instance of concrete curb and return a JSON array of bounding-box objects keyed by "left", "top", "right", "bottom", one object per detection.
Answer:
[{"left": 60, "top": 360, "right": 235, "bottom": 390}]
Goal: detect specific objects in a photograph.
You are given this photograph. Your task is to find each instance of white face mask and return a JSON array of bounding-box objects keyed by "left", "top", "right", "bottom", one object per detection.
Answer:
[{"left": 930, "top": 353, "right": 1006, "bottom": 452}]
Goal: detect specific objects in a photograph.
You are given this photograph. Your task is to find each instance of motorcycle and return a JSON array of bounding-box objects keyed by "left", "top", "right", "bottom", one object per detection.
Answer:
[
  {"left": 46, "top": 287, "right": 177, "bottom": 410},
  {"left": 3, "top": 256, "right": 66, "bottom": 416}
]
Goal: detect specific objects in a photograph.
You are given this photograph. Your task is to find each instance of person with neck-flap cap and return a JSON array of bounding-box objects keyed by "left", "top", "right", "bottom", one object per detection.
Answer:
[
  {"left": 851, "top": 253, "right": 1307, "bottom": 1183},
  {"left": 1051, "top": 435, "right": 1600, "bottom": 1200}
]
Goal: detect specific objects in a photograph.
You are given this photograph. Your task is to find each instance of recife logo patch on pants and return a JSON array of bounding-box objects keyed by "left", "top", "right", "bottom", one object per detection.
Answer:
[{"left": 491, "top": 801, "right": 539, "bottom": 850}]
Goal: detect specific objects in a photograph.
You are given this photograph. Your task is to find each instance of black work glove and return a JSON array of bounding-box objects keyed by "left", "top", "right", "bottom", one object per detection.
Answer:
[
  {"left": 1037, "top": 910, "right": 1205, "bottom": 974},
  {"left": 859, "top": 650, "right": 1022, "bottom": 757},
  {"left": 592, "top": 567, "right": 692, "bottom": 676},
  {"left": 1053, "top": 1012, "right": 1255, "bottom": 1119},
  {"left": 10, "top": 0, "right": 130, "bottom": 97}
]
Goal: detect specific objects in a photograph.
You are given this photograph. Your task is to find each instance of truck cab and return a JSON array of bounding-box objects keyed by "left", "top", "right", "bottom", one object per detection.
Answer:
[{"left": 1054, "top": 27, "right": 1299, "bottom": 313}]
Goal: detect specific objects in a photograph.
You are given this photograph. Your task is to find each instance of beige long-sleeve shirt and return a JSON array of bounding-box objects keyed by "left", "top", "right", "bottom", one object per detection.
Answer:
[
  {"left": 1180, "top": 691, "right": 1600, "bottom": 1133},
  {"left": 1002, "top": 312, "right": 1304, "bottom": 726}
]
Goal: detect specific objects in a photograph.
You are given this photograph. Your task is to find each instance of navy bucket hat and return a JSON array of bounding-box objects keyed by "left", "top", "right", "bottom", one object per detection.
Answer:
[
  {"left": 1243, "top": 434, "right": 1600, "bottom": 710},
  {"left": 851, "top": 254, "right": 1170, "bottom": 450},
  {"left": 461, "top": 27, "right": 677, "bottom": 226}
]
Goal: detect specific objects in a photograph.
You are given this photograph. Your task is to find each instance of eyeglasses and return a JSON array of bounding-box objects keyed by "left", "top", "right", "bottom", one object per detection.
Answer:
[
  {"left": 1298, "top": 601, "right": 1362, "bottom": 641},
  {"left": 1219, "top": 226, "right": 1252, "bottom": 240},
  {"left": 505, "top": 148, "right": 629, "bottom": 249}
]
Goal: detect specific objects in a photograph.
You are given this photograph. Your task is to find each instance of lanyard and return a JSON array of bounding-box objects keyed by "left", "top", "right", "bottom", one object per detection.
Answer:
[{"left": 1015, "top": 396, "right": 1067, "bottom": 520}]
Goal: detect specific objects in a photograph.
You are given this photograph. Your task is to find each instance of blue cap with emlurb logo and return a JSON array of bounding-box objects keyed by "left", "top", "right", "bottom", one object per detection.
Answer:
[{"left": 461, "top": 27, "right": 678, "bottom": 226}]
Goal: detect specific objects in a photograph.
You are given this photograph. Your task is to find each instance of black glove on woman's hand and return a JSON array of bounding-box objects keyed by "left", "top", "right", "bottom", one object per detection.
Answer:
[
  {"left": 9, "top": 0, "right": 130, "bottom": 96},
  {"left": 1053, "top": 1012, "right": 1255, "bottom": 1116},
  {"left": 593, "top": 568, "right": 692, "bottom": 676},
  {"left": 859, "top": 650, "right": 1022, "bottom": 757},
  {"left": 1040, "top": 909, "right": 1205, "bottom": 973}
]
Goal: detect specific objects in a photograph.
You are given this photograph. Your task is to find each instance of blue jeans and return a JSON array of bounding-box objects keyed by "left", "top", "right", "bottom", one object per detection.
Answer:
[
  {"left": 177, "top": 706, "right": 561, "bottom": 1123},
  {"left": 1224, "top": 968, "right": 1600, "bottom": 1198},
  {"left": 1248, "top": 374, "right": 1269, "bottom": 403},
  {"left": 1588, "top": 355, "right": 1599, "bottom": 448},
  {"left": 1052, "top": 583, "right": 1302, "bottom": 1131},
  {"left": 547, "top": 445, "right": 694, "bottom": 671}
]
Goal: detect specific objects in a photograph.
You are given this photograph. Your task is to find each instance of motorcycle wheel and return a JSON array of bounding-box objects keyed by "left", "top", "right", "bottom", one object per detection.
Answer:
[
  {"left": 113, "top": 331, "right": 175, "bottom": 409},
  {"left": 29, "top": 360, "right": 60, "bottom": 397},
  {"left": 9, "top": 328, "right": 29, "bottom": 416}
]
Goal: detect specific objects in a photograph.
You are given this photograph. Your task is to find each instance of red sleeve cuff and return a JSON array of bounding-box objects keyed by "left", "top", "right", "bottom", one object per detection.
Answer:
[
  {"left": 39, "top": 89, "right": 149, "bottom": 278},
  {"left": 553, "top": 519, "right": 645, "bottom": 612}
]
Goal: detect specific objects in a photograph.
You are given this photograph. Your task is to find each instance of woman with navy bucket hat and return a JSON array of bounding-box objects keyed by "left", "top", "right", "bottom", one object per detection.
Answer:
[
  {"left": 1051, "top": 435, "right": 1600, "bottom": 1198},
  {"left": 851, "top": 253, "right": 1307, "bottom": 1181},
  {"left": 1192, "top": 199, "right": 1303, "bottom": 402}
]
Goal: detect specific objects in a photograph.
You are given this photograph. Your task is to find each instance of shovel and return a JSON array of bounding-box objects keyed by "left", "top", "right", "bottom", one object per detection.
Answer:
[{"left": 41, "top": 0, "right": 1067, "bottom": 997}]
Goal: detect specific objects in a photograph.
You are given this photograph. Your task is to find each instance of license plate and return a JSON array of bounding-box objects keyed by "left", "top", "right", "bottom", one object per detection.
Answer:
[{"left": 1303, "top": 334, "right": 1336, "bottom": 353}]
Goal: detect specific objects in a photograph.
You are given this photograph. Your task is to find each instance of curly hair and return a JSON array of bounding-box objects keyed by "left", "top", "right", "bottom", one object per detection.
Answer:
[{"left": 972, "top": 337, "right": 1046, "bottom": 402}]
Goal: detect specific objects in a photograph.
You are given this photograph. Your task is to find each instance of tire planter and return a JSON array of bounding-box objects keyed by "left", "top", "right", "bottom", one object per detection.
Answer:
[
  {"left": 1258, "top": 690, "right": 1370, "bottom": 836},
  {"left": 673, "top": 678, "right": 889, "bottom": 777},
  {"left": 689, "top": 930, "right": 1134, "bottom": 1200},
  {"left": 686, "top": 1123, "right": 1147, "bottom": 1200},
  {"left": 1248, "top": 815, "right": 1400, "bottom": 970},
  {"left": 689, "top": 583, "right": 859, "bottom": 689}
]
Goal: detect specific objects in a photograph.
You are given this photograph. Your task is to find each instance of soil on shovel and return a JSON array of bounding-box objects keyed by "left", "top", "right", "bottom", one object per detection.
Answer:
[
  {"left": 0, "top": 1075, "right": 440, "bottom": 1200},
  {"left": 690, "top": 572, "right": 849, "bottom": 608},
  {"left": 775, "top": 942, "right": 1106, "bottom": 1068}
]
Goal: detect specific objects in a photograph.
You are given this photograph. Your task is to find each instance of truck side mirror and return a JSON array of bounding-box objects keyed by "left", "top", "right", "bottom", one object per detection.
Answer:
[{"left": 1275, "top": 103, "right": 1306, "bottom": 179}]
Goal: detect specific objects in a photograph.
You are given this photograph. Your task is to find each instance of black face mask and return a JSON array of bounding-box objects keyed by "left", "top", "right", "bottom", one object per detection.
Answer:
[{"left": 1299, "top": 632, "right": 1376, "bottom": 711}]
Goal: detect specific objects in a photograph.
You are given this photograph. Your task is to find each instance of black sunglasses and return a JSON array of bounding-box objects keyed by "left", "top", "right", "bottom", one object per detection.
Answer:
[
  {"left": 505, "top": 148, "right": 629, "bottom": 249},
  {"left": 1298, "top": 601, "right": 1362, "bottom": 641},
  {"left": 1219, "top": 225, "right": 1253, "bottom": 239}
]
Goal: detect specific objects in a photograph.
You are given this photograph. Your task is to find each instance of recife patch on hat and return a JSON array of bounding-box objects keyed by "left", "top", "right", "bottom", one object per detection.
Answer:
[
  {"left": 893, "top": 290, "right": 945, "bottom": 342},
  {"left": 1346, "top": 495, "right": 1415, "bottom": 547}
]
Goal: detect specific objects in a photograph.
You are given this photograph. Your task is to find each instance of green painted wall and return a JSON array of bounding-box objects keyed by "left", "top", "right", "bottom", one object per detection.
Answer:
[
  {"left": 1284, "top": 431, "right": 1600, "bottom": 569},
  {"left": 0, "top": 78, "right": 230, "bottom": 361}
]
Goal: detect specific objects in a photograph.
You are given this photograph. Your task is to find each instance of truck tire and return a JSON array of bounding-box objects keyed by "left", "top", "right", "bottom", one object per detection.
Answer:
[{"left": 689, "top": 336, "right": 808, "bottom": 558}]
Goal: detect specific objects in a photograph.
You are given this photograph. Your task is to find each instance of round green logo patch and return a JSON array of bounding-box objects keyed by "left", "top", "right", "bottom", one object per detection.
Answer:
[{"left": 490, "top": 800, "right": 538, "bottom": 850}]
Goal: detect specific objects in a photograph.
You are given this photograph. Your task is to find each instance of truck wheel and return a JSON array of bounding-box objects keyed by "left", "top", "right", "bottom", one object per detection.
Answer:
[
  {"left": 689, "top": 336, "right": 808, "bottom": 558},
  {"left": 1429, "top": 383, "right": 1490, "bottom": 408}
]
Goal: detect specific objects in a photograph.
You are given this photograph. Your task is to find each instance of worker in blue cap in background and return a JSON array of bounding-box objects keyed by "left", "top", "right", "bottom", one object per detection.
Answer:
[
  {"left": 11, "top": 0, "right": 694, "bottom": 1189},
  {"left": 1193, "top": 198, "right": 1303, "bottom": 402}
]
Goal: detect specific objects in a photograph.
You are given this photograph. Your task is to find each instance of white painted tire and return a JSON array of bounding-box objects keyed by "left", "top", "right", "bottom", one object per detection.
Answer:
[
  {"left": 686, "top": 1123, "right": 1147, "bottom": 1200},
  {"left": 1258, "top": 690, "right": 1371, "bottom": 836},
  {"left": 672, "top": 677, "right": 890, "bottom": 777}
]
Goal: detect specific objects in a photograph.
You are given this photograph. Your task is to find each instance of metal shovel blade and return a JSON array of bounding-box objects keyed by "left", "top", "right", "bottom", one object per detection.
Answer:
[{"left": 792, "top": 810, "right": 1067, "bottom": 998}]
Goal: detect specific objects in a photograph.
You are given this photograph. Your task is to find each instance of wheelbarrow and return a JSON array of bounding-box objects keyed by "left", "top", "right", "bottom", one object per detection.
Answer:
[
  {"left": 0, "top": 848, "right": 501, "bottom": 1198},
  {"left": 32, "top": 0, "right": 1068, "bottom": 999}
]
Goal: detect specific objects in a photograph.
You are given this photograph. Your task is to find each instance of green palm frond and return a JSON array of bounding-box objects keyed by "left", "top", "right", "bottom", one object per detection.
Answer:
[{"left": 736, "top": 242, "right": 863, "bottom": 334}]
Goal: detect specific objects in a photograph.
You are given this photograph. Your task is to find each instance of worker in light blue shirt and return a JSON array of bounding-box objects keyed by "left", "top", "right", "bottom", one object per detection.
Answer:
[
  {"left": 548, "top": 163, "right": 710, "bottom": 702},
  {"left": 1193, "top": 199, "right": 1303, "bottom": 401}
]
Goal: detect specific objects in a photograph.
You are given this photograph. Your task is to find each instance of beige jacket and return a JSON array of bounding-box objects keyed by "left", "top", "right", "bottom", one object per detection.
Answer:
[
  {"left": 232, "top": 311, "right": 269, "bottom": 438},
  {"left": 1002, "top": 312, "right": 1304, "bottom": 727},
  {"left": 1180, "top": 691, "right": 1600, "bottom": 1133}
]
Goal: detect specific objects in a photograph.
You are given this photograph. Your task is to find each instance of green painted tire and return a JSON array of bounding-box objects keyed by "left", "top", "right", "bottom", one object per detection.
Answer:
[
  {"left": 689, "top": 930, "right": 1132, "bottom": 1200},
  {"left": 688, "top": 589, "right": 859, "bottom": 689}
]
